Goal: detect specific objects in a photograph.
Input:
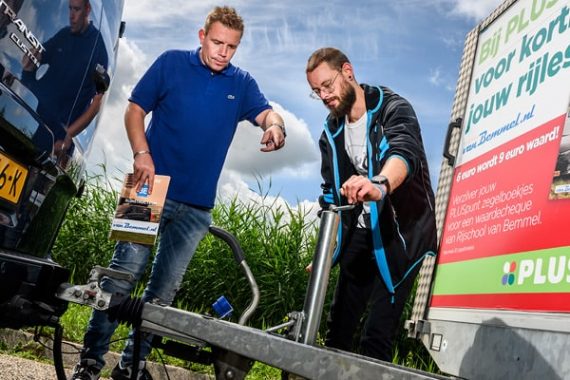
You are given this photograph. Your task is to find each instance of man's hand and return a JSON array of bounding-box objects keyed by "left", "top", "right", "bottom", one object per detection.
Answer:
[
  {"left": 133, "top": 153, "right": 155, "bottom": 194},
  {"left": 54, "top": 133, "right": 73, "bottom": 155},
  {"left": 125, "top": 102, "right": 152, "bottom": 192},
  {"left": 22, "top": 48, "right": 41, "bottom": 72},
  {"left": 340, "top": 175, "right": 384, "bottom": 204},
  {"left": 260, "top": 124, "right": 285, "bottom": 152}
]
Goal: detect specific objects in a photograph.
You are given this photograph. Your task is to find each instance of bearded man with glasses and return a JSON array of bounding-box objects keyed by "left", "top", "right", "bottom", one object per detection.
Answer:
[{"left": 306, "top": 47, "right": 437, "bottom": 362}]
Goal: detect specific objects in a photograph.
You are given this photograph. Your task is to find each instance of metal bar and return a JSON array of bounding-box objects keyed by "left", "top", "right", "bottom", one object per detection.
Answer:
[
  {"left": 238, "top": 261, "right": 259, "bottom": 325},
  {"left": 265, "top": 320, "right": 296, "bottom": 333},
  {"left": 208, "top": 226, "right": 260, "bottom": 325},
  {"left": 298, "top": 210, "right": 339, "bottom": 345},
  {"left": 141, "top": 304, "right": 448, "bottom": 380}
]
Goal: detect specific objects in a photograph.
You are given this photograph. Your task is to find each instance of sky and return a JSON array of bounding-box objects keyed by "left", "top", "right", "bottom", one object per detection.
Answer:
[{"left": 88, "top": 0, "right": 505, "bottom": 216}]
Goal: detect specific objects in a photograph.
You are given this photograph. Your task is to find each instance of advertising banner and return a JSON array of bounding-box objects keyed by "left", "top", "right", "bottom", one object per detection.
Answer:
[{"left": 432, "top": 0, "right": 570, "bottom": 312}]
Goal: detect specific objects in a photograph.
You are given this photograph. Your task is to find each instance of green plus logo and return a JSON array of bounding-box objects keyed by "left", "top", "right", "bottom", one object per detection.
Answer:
[
  {"left": 502, "top": 261, "right": 516, "bottom": 286},
  {"left": 501, "top": 256, "right": 570, "bottom": 286}
]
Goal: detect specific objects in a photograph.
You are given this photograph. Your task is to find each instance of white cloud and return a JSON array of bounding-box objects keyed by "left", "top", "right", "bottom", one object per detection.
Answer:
[
  {"left": 429, "top": 67, "right": 443, "bottom": 86},
  {"left": 441, "top": 33, "right": 466, "bottom": 51},
  {"left": 123, "top": 2, "right": 214, "bottom": 25},
  {"left": 217, "top": 170, "right": 320, "bottom": 224},
  {"left": 392, "top": 0, "right": 502, "bottom": 22},
  {"left": 448, "top": 0, "right": 504, "bottom": 21},
  {"left": 224, "top": 102, "right": 319, "bottom": 177},
  {"left": 428, "top": 66, "right": 457, "bottom": 93}
]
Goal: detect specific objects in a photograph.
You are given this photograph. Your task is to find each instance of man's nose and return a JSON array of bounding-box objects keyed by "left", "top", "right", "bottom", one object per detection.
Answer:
[{"left": 320, "top": 90, "right": 333, "bottom": 100}]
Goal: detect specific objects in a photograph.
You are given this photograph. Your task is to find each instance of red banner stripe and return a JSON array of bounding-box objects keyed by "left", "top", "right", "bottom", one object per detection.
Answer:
[{"left": 430, "top": 293, "right": 570, "bottom": 312}]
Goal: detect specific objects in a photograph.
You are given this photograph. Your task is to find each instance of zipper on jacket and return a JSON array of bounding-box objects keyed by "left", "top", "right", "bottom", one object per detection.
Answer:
[{"left": 390, "top": 204, "right": 407, "bottom": 252}]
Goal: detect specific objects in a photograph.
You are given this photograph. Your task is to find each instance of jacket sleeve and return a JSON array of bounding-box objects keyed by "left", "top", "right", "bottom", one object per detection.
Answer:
[
  {"left": 318, "top": 132, "right": 335, "bottom": 209},
  {"left": 380, "top": 93, "right": 424, "bottom": 182}
]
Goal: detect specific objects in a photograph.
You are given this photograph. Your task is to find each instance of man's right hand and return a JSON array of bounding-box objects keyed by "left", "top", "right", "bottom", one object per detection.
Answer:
[
  {"left": 22, "top": 48, "right": 41, "bottom": 71},
  {"left": 340, "top": 175, "right": 384, "bottom": 204},
  {"left": 125, "top": 102, "right": 152, "bottom": 193},
  {"left": 133, "top": 152, "right": 155, "bottom": 194}
]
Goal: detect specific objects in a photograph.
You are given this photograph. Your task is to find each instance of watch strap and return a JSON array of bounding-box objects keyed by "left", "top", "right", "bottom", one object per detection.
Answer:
[{"left": 371, "top": 175, "right": 391, "bottom": 195}]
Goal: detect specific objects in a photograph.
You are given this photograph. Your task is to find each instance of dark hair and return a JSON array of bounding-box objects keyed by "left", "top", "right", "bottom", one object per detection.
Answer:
[
  {"left": 204, "top": 6, "right": 244, "bottom": 36},
  {"left": 306, "top": 47, "right": 350, "bottom": 73}
]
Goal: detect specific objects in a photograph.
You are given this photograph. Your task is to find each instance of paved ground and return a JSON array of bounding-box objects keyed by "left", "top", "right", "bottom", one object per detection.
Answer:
[
  {"left": 0, "top": 329, "right": 211, "bottom": 380},
  {"left": 0, "top": 353, "right": 213, "bottom": 379},
  {"left": 0, "top": 354, "right": 84, "bottom": 380}
]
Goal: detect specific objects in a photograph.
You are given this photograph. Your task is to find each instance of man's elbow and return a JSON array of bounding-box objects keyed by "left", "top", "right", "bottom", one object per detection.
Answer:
[{"left": 125, "top": 102, "right": 146, "bottom": 119}]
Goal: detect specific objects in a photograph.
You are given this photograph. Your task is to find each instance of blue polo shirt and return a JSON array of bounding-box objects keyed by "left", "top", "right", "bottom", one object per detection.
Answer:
[
  {"left": 129, "top": 49, "right": 271, "bottom": 208},
  {"left": 23, "top": 22, "right": 108, "bottom": 140}
]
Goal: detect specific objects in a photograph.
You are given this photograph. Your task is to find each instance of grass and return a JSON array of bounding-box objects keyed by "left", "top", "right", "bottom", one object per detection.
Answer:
[{"left": 59, "top": 303, "right": 132, "bottom": 354}]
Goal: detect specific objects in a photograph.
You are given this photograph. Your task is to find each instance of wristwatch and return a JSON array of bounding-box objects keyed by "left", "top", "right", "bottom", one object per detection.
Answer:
[
  {"left": 371, "top": 175, "right": 391, "bottom": 195},
  {"left": 268, "top": 123, "right": 286, "bottom": 138}
]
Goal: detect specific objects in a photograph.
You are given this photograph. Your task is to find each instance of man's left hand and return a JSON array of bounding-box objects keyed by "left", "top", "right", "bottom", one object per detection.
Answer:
[{"left": 260, "top": 125, "right": 285, "bottom": 152}]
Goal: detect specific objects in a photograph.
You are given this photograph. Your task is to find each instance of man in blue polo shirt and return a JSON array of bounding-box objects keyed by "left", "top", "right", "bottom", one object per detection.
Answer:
[
  {"left": 22, "top": 0, "right": 108, "bottom": 165},
  {"left": 71, "top": 6, "right": 286, "bottom": 380}
]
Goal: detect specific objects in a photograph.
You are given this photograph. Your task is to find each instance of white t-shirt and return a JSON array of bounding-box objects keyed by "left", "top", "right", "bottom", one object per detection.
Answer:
[
  {"left": 345, "top": 113, "right": 368, "bottom": 174},
  {"left": 344, "top": 113, "right": 370, "bottom": 228}
]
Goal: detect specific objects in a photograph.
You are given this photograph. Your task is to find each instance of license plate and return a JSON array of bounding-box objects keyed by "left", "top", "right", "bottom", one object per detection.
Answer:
[{"left": 0, "top": 151, "right": 28, "bottom": 204}]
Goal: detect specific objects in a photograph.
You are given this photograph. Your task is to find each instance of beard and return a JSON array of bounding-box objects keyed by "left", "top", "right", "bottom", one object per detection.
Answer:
[{"left": 326, "top": 81, "right": 356, "bottom": 119}]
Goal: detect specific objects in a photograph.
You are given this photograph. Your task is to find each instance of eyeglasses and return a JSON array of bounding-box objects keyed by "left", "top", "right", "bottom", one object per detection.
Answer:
[{"left": 309, "top": 71, "right": 340, "bottom": 100}]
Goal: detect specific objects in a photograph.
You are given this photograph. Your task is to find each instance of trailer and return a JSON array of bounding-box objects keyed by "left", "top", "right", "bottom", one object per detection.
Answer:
[
  {"left": 408, "top": 0, "right": 570, "bottom": 379},
  {"left": 58, "top": 207, "right": 450, "bottom": 380}
]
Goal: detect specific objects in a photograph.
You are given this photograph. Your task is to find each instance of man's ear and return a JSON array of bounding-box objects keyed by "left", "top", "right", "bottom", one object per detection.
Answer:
[
  {"left": 198, "top": 28, "right": 206, "bottom": 43},
  {"left": 341, "top": 62, "right": 354, "bottom": 78}
]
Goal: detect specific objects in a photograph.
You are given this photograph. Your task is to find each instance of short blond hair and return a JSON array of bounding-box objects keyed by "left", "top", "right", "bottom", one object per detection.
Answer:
[{"left": 204, "top": 6, "right": 244, "bottom": 36}]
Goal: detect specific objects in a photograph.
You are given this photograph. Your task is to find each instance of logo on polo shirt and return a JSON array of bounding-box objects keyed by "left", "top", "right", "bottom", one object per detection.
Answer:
[{"left": 227, "top": 95, "right": 235, "bottom": 100}]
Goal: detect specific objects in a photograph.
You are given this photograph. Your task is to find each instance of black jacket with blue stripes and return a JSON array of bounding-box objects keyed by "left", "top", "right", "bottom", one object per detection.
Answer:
[{"left": 318, "top": 84, "right": 437, "bottom": 293}]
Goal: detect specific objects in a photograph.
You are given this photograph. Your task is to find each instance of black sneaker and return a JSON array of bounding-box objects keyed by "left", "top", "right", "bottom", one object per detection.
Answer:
[
  {"left": 70, "top": 359, "right": 101, "bottom": 380},
  {"left": 110, "top": 361, "right": 153, "bottom": 380}
]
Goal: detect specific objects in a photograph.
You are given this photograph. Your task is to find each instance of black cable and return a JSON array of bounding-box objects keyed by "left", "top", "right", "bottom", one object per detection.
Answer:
[
  {"left": 155, "top": 347, "right": 172, "bottom": 380},
  {"left": 34, "top": 327, "right": 133, "bottom": 356},
  {"left": 105, "top": 297, "right": 144, "bottom": 380},
  {"left": 33, "top": 328, "right": 82, "bottom": 355},
  {"left": 53, "top": 325, "right": 66, "bottom": 380},
  {"left": 35, "top": 297, "right": 152, "bottom": 380},
  {"left": 131, "top": 326, "right": 141, "bottom": 380},
  {"left": 107, "top": 297, "right": 144, "bottom": 328},
  {"left": 31, "top": 326, "right": 67, "bottom": 380}
]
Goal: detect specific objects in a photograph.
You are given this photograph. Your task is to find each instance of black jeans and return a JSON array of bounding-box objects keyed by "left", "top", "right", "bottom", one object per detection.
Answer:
[{"left": 324, "top": 228, "right": 418, "bottom": 362}]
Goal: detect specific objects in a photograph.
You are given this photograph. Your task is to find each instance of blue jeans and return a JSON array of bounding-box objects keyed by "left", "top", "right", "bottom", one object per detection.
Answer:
[{"left": 80, "top": 199, "right": 211, "bottom": 369}]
